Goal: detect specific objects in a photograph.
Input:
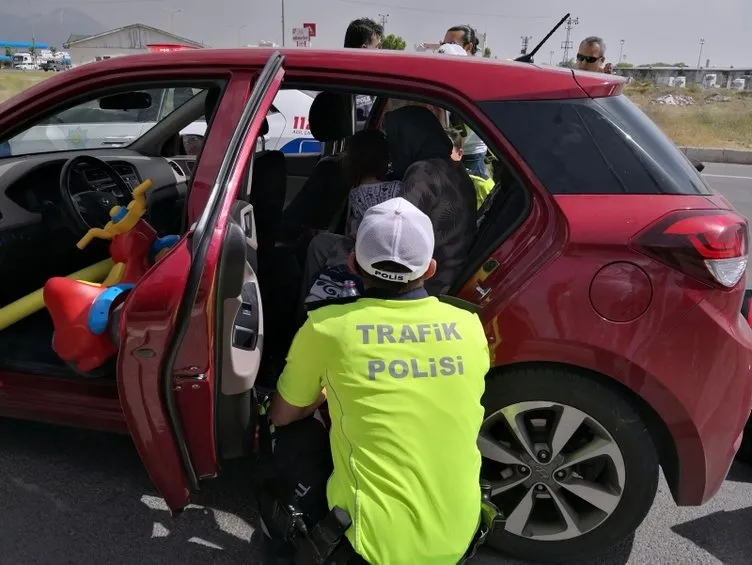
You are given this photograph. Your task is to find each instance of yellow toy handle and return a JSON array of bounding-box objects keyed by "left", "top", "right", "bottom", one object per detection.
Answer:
[{"left": 77, "top": 179, "right": 153, "bottom": 249}]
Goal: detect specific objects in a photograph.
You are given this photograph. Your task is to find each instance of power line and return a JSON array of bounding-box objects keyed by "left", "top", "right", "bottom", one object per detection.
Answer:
[
  {"left": 378, "top": 13, "right": 389, "bottom": 34},
  {"left": 560, "top": 16, "right": 579, "bottom": 65},
  {"left": 336, "top": 0, "right": 557, "bottom": 19}
]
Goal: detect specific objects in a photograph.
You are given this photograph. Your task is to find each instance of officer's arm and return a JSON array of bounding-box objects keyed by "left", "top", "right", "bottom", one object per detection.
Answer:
[
  {"left": 270, "top": 389, "right": 327, "bottom": 427},
  {"left": 270, "top": 319, "right": 328, "bottom": 427}
]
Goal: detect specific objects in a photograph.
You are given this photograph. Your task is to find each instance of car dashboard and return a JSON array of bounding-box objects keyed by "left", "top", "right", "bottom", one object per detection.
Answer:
[{"left": 0, "top": 149, "right": 196, "bottom": 232}]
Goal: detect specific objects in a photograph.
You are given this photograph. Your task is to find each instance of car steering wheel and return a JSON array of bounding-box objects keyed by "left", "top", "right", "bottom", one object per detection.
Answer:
[{"left": 59, "top": 155, "right": 134, "bottom": 234}]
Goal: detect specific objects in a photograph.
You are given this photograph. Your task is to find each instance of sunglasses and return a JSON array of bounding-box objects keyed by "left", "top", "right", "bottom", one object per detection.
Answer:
[{"left": 576, "top": 53, "right": 601, "bottom": 64}]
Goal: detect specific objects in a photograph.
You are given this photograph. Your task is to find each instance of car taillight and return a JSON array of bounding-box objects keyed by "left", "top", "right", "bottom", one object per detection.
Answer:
[{"left": 631, "top": 210, "right": 749, "bottom": 289}]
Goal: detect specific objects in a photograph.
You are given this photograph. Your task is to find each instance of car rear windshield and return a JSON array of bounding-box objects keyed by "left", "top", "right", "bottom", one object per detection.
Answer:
[{"left": 479, "top": 95, "right": 712, "bottom": 195}]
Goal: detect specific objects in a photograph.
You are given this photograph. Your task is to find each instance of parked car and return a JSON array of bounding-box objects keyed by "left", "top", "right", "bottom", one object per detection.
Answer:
[
  {"left": 7, "top": 86, "right": 321, "bottom": 157},
  {"left": 0, "top": 48, "right": 750, "bottom": 564}
]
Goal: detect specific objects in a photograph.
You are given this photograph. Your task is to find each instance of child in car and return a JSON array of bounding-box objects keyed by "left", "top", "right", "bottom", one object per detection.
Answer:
[{"left": 344, "top": 129, "right": 403, "bottom": 238}]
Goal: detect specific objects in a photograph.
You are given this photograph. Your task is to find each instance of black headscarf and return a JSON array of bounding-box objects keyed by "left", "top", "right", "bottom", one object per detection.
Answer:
[{"left": 384, "top": 105, "right": 452, "bottom": 179}]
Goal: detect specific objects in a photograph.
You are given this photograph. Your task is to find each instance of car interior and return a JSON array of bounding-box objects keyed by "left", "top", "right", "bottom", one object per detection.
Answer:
[{"left": 0, "top": 78, "right": 531, "bottom": 386}]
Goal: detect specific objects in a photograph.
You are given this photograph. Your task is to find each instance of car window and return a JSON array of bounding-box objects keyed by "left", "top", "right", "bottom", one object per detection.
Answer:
[
  {"left": 479, "top": 96, "right": 712, "bottom": 195},
  {"left": 3, "top": 86, "right": 208, "bottom": 158}
]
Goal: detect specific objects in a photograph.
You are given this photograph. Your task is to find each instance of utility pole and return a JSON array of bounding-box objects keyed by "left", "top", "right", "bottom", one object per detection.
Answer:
[
  {"left": 549, "top": 50, "right": 554, "bottom": 65},
  {"left": 379, "top": 13, "right": 389, "bottom": 35},
  {"left": 696, "top": 38, "right": 705, "bottom": 69},
  {"left": 281, "top": 0, "right": 286, "bottom": 47},
  {"left": 618, "top": 39, "right": 625, "bottom": 64},
  {"left": 520, "top": 35, "right": 532, "bottom": 55},
  {"left": 560, "top": 16, "right": 579, "bottom": 65}
]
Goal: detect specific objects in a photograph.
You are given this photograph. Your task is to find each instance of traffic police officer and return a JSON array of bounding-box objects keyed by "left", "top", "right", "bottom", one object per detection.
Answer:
[{"left": 269, "top": 197, "right": 490, "bottom": 564}]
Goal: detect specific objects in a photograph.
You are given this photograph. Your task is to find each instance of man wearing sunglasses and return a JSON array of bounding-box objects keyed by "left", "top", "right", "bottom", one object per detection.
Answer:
[{"left": 575, "top": 36, "right": 613, "bottom": 74}]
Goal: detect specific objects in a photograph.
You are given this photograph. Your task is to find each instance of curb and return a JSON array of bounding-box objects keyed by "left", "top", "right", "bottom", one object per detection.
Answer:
[{"left": 680, "top": 147, "right": 752, "bottom": 165}]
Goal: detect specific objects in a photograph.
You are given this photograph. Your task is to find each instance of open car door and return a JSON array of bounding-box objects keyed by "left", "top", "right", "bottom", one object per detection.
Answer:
[{"left": 117, "top": 53, "right": 285, "bottom": 512}]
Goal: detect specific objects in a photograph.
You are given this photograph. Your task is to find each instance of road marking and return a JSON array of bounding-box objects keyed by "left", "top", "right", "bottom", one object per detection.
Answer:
[{"left": 703, "top": 174, "right": 752, "bottom": 180}]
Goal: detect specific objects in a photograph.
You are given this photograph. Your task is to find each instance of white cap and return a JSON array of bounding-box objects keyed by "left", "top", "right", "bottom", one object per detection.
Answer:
[
  {"left": 437, "top": 43, "right": 468, "bottom": 56},
  {"left": 355, "top": 198, "right": 435, "bottom": 283}
]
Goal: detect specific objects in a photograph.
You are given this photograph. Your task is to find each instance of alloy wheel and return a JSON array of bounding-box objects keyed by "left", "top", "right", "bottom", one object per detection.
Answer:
[{"left": 478, "top": 401, "right": 626, "bottom": 541}]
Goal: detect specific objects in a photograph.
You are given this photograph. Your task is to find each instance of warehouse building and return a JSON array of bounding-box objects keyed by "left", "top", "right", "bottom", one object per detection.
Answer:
[{"left": 63, "top": 24, "right": 204, "bottom": 67}]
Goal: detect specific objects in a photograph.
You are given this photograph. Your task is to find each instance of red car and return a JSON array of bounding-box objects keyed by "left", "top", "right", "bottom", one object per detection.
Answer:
[{"left": 0, "top": 49, "right": 750, "bottom": 564}]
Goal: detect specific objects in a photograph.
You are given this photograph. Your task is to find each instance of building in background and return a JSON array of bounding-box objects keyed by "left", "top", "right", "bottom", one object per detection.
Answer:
[
  {"left": 617, "top": 66, "right": 752, "bottom": 89},
  {"left": 63, "top": 23, "right": 203, "bottom": 67}
]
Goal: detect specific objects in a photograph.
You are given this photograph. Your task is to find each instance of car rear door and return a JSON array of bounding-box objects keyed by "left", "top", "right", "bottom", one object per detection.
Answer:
[{"left": 116, "top": 53, "right": 285, "bottom": 512}]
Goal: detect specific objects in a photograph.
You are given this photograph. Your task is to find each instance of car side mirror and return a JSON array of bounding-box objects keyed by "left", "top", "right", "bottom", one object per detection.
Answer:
[{"left": 690, "top": 157, "right": 705, "bottom": 173}]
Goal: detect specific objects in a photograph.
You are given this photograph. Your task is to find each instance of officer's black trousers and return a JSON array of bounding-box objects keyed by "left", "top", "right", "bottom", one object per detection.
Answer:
[{"left": 271, "top": 416, "right": 367, "bottom": 563}]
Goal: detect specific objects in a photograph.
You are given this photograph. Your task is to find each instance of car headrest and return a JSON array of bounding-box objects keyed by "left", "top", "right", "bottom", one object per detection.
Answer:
[
  {"left": 308, "top": 93, "right": 353, "bottom": 142},
  {"left": 260, "top": 117, "right": 269, "bottom": 136}
]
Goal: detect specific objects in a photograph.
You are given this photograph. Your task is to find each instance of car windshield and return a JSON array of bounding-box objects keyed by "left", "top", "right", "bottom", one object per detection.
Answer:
[{"left": 0, "top": 86, "right": 207, "bottom": 158}]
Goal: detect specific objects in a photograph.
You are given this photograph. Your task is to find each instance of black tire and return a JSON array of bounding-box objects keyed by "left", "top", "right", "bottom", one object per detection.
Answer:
[
  {"left": 737, "top": 417, "right": 752, "bottom": 463},
  {"left": 482, "top": 365, "right": 659, "bottom": 564}
]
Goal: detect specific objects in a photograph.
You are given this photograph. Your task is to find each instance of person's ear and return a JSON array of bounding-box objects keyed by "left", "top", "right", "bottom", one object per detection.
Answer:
[
  {"left": 423, "top": 259, "right": 437, "bottom": 281},
  {"left": 458, "top": 148, "right": 464, "bottom": 159},
  {"left": 348, "top": 253, "right": 358, "bottom": 274}
]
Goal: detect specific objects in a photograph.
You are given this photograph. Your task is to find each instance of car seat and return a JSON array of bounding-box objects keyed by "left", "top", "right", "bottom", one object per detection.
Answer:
[
  {"left": 279, "top": 92, "right": 354, "bottom": 241},
  {"left": 249, "top": 118, "right": 287, "bottom": 258}
]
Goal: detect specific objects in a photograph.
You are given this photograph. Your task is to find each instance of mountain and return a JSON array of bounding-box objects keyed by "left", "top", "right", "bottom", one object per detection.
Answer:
[{"left": 0, "top": 8, "right": 105, "bottom": 50}]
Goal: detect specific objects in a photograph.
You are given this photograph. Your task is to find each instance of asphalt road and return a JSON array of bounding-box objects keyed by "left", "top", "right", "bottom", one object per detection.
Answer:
[{"left": 2, "top": 165, "right": 752, "bottom": 565}]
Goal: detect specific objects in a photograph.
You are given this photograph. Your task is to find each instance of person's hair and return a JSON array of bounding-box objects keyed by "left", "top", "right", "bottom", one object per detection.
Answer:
[
  {"left": 355, "top": 260, "right": 425, "bottom": 294},
  {"left": 446, "top": 128, "right": 463, "bottom": 151},
  {"left": 344, "top": 18, "right": 384, "bottom": 48},
  {"left": 582, "top": 36, "right": 606, "bottom": 56},
  {"left": 447, "top": 24, "right": 479, "bottom": 55},
  {"left": 346, "top": 129, "right": 389, "bottom": 186}
]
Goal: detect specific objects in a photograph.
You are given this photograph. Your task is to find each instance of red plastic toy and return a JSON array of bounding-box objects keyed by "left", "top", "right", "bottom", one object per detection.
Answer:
[{"left": 43, "top": 179, "right": 178, "bottom": 373}]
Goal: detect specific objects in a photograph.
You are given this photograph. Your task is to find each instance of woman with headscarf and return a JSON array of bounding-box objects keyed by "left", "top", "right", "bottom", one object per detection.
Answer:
[{"left": 385, "top": 105, "right": 477, "bottom": 295}]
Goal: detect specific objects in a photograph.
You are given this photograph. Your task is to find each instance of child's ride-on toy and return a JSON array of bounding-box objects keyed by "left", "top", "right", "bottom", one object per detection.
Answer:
[{"left": 43, "top": 179, "right": 179, "bottom": 374}]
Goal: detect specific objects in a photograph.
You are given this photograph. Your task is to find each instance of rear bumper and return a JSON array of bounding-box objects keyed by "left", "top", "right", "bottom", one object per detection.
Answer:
[{"left": 634, "top": 299, "right": 752, "bottom": 506}]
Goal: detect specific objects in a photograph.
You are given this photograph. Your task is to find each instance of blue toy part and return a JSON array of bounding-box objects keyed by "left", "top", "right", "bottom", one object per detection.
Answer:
[
  {"left": 111, "top": 206, "right": 128, "bottom": 223},
  {"left": 149, "top": 235, "right": 180, "bottom": 264},
  {"left": 87, "top": 283, "right": 134, "bottom": 336}
]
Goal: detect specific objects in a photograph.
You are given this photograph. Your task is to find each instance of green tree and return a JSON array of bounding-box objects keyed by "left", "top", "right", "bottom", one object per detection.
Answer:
[
  {"left": 673, "top": 62, "right": 687, "bottom": 67},
  {"left": 616, "top": 62, "right": 634, "bottom": 68},
  {"left": 483, "top": 47, "right": 492, "bottom": 58},
  {"left": 559, "top": 58, "right": 575, "bottom": 69},
  {"left": 50, "top": 46, "right": 58, "bottom": 55},
  {"left": 30, "top": 44, "right": 37, "bottom": 57},
  {"left": 380, "top": 34, "right": 406, "bottom": 51}
]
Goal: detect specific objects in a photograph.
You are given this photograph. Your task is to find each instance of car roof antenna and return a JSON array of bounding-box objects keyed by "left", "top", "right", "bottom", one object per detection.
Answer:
[{"left": 515, "top": 12, "right": 570, "bottom": 64}]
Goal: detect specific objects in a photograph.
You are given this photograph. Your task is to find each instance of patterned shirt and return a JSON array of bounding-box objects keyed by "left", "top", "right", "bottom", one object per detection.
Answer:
[{"left": 346, "top": 180, "right": 404, "bottom": 238}]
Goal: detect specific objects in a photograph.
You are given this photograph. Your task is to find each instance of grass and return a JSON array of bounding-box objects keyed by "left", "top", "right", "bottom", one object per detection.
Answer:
[
  {"left": 626, "top": 83, "right": 752, "bottom": 149},
  {"left": 1, "top": 70, "right": 751, "bottom": 150},
  {"left": 0, "top": 70, "right": 50, "bottom": 104}
]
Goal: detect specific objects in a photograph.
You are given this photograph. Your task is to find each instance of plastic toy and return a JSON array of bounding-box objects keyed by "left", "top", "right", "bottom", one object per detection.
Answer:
[{"left": 43, "top": 178, "right": 181, "bottom": 373}]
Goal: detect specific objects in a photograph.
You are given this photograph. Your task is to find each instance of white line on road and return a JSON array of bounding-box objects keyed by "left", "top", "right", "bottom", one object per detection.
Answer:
[{"left": 703, "top": 174, "right": 752, "bottom": 180}]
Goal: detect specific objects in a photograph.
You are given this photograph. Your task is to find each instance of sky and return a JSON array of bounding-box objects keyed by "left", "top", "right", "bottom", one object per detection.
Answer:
[{"left": 4, "top": 0, "right": 752, "bottom": 68}]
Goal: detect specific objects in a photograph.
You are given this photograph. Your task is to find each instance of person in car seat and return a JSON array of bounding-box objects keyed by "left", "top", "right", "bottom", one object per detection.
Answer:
[
  {"left": 344, "top": 129, "right": 403, "bottom": 238},
  {"left": 385, "top": 105, "right": 477, "bottom": 295},
  {"left": 297, "top": 104, "right": 476, "bottom": 309},
  {"left": 268, "top": 197, "right": 490, "bottom": 564},
  {"left": 447, "top": 128, "right": 494, "bottom": 209}
]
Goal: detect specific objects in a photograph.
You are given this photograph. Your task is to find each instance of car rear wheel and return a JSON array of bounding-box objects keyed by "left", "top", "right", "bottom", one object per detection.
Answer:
[{"left": 479, "top": 366, "right": 659, "bottom": 563}]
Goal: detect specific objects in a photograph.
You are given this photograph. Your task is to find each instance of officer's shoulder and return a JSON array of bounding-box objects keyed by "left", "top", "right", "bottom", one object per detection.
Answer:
[
  {"left": 437, "top": 294, "right": 480, "bottom": 315},
  {"left": 305, "top": 296, "right": 361, "bottom": 314}
]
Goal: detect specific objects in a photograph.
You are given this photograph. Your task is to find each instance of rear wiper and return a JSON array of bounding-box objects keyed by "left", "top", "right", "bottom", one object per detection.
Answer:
[{"left": 515, "top": 13, "right": 570, "bottom": 64}]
